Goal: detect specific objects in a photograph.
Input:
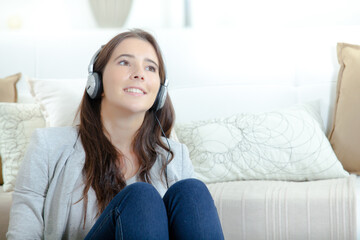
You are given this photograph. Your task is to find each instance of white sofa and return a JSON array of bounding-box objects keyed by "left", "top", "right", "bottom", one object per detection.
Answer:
[{"left": 1, "top": 27, "right": 360, "bottom": 239}]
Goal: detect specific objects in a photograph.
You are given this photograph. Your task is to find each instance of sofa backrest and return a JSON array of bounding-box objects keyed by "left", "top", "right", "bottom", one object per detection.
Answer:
[{"left": 1, "top": 27, "right": 360, "bottom": 133}]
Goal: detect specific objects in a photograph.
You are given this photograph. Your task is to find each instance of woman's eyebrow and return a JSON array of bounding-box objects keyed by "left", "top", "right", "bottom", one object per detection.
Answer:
[
  {"left": 114, "top": 54, "right": 159, "bottom": 68},
  {"left": 145, "top": 58, "right": 159, "bottom": 69},
  {"left": 114, "top": 54, "right": 134, "bottom": 62}
]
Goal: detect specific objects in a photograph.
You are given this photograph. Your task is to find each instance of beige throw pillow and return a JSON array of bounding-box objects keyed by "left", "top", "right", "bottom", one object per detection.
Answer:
[
  {"left": 0, "top": 73, "right": 21, "bottom": 102},
  {"left": 329, "top": 43, "right": 360, "bottom": 174}
]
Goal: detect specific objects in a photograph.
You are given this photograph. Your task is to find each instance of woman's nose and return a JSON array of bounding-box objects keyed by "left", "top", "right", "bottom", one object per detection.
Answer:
[
  {"left": 132, "top": 74, "right": 144, "bottom": 80},
  {"left": 130, "top": 64, "right": 145, "bottom": 80}
]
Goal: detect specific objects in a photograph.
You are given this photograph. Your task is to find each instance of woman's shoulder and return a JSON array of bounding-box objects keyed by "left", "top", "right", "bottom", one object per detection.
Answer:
[
  {"left": 34, "top": 125, "right": 77, "bottom": 135},
  {"left": 158, "top": 137, "right": 194, "bottom": 182},
  {"left": 161, "top": 137, "right": 187, "bottom": 153},
  {"left": 33, "top": 126, "right": 79, "bottom": 144},
  {"left": 159, "top": 137, "right": 191, "bottom": 163},
  {"left": 23, "top": 126, "right": 82, "bottom": 179}
]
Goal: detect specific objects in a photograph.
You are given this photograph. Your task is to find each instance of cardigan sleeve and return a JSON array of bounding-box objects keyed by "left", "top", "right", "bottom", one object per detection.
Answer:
[
  {"left": 181, "top": 143, "right": 195, "bottom": 179},
  {"left": 7, "top": 129, "right": 50, "bottom": 240}
]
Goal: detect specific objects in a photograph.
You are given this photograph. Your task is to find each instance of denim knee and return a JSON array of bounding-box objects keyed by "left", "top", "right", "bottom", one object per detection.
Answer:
[
  {"left": 163, "top": 178, "right": 224, "bottom": 240},
  {"left": 113, "top": 182, "right": 161, "bottom": 207},
  {"left": 164, "top": 178, "right": 209, "bottom": 200},
  {"left": 86, "top": 182, "right": 169, "bottom": 240}
]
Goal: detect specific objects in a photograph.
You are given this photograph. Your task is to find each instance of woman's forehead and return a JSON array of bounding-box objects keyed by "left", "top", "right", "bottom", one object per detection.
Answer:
[{"left": 111, "top": 38, "right": 159, "bottom": 63}]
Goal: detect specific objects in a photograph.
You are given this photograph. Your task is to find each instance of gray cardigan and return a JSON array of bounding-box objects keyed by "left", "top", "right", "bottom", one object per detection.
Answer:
[{"left": 7, "top": 126, "right": 194, "bottom": 240}]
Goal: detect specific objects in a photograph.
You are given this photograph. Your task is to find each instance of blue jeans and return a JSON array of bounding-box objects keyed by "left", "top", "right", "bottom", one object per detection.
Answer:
[{"left": 84, "top": 178, "right": 224, "bottom": 240}]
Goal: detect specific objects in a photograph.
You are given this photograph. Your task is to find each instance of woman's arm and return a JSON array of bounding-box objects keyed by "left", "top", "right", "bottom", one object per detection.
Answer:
[
  {"left": 7, "top": 129, "right": 50, "bottom": 239},
  {"left": 181, "top": 144, "right": 195, "bottom": 179}
]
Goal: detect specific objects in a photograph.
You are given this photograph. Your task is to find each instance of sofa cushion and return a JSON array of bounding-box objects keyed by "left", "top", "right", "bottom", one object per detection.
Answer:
[
  {"left": 0, "top": 103, "right": 45, "bottom": 192},
  {"left": 176, "top": 102, "right": 348, "bottom": 183},
  {"left": 0, "top": 73, "right": 21, "bottom": 103},
  {"left": 207, "top": 175, "right": 356, "bottom": 240},
  {"left": 0, "top": 73, "right": 22, "bottom": 185},
  {"left": 329, "top": 43, "right": 360, "bottom": 174},
  {"left": 27, "top": 77, "right": 86, "bottom": 127}
]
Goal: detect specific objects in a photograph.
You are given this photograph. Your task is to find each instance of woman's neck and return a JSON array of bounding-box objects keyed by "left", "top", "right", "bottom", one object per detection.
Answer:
[
  {"left": 100, "top": 103, "right": 145, "bottom": 179},
  {"left": 102, "top": 116, "right": 141, "bottom": 151},
  {"left": 101, "top": 103, "right": 145, "bottom": 150}
]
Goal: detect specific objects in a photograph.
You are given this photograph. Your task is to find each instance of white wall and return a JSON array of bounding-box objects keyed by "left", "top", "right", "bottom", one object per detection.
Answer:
[
  {"left": 190, "top": 0, "right": 360, "bottom": 28},
  {"left": 0, "top": 0, "right": 185, "bottom": 31},
  {"left": 0, "top": 0, "right": 360, "bottom": 32}
]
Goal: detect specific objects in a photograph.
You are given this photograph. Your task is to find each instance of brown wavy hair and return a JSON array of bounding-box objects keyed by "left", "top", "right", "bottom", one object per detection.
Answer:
[{"left": 77, "top": 29, "right": 175, "bottom": 224}]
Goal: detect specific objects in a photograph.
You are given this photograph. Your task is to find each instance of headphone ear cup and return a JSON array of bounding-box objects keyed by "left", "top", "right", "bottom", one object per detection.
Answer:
[
  {"left": 153, "top": 84, "right": 168, "bottom": 111},
  {"left": 86, "top": 72, "right": 102, "bottom": 99}
]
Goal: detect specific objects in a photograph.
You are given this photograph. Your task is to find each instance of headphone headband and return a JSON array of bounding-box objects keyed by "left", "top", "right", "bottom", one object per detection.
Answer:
[{"left": 88, "top": 46, "right": 104, "bottom": 74}]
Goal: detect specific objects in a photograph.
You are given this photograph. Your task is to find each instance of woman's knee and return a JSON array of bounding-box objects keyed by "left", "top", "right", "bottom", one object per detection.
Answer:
[
  {"left": 165, "top": 178, "right": 210, "bottom": 199},
  {"left": 163, "top": 179, "right": 224, "bottom": 239},
  {"left": 122, "top": 182, "right": 159, "bottom": 196},
  {"left": 113, "top": 182, "right": 161, "bottom": 206},
  {"left": 88, "top": 182, "right": 169, "bottom": 239},
  {"left": 110, "top": 182, "right": 168, "bottom": 225},
  {"left": 175, "top": 178, "right": 206, "bottom": 189}
]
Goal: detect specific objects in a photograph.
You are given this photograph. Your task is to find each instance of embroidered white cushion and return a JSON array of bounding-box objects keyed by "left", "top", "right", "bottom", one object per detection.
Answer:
[
  {"left": 0, "top": 103, "right": 45, "bottom": 191},
  {"left": 175, "top": 102, "right": 349, "bottom": 183}
]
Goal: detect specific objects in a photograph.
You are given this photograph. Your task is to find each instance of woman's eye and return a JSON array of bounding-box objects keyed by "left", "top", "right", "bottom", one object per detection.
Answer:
[
  {"left": 146, "top": 66, "right": 156, "bottom": 72},
  {"left": 118, "top": 60, "right": 129, "bottom": 66}
]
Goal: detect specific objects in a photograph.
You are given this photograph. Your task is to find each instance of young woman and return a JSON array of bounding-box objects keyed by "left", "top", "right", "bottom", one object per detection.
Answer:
[{"left": 7, "top": 29, "right": 224, "bottom": 239}]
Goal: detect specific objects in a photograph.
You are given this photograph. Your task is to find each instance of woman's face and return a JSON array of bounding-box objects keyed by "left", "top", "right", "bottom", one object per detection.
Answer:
[{"left": 101, "top": 37, "right": 161, "bottom": 116}]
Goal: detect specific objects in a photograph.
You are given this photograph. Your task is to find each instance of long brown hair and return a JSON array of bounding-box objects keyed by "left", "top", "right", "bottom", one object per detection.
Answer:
[{"left": 78, "top": 29, "right": 175, "bottom": 224}]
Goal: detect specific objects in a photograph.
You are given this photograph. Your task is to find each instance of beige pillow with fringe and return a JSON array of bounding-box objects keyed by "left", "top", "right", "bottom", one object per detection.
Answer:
[
  {"left": 329, "top": 43, "right": 360, "bottom": 174},
  {"left": 0, "top": 73, "right": 21, "bottom": 102}
]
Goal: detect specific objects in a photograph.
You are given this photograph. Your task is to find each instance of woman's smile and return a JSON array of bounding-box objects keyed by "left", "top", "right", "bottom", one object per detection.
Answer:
[{"left": 124, "top": 87, "right": 146, "bottom": 96}]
